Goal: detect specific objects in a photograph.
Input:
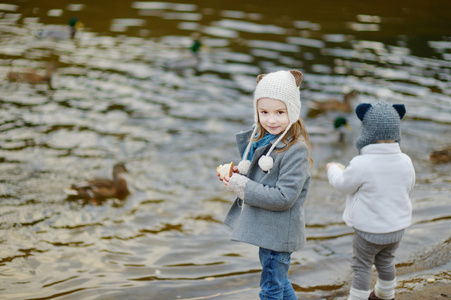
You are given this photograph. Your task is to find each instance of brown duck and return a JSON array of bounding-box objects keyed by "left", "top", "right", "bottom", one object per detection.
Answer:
[
  {"left": 307, "top": 90, "right": 358, "bottom": 118},
  {"left": 430, "top": 148, "right": 451, "bottom": 164},
  {"left": 7, "top": 62, "right": 56, "bottom": 89},
  {"left": 64, "top": 162, "right": 129, "bottom": 204}
]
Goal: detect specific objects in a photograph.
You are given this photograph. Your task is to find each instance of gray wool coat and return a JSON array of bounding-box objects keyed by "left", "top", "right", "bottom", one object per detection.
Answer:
[{"left": 224, "top": 129, "right": 311, "bottom": 252}]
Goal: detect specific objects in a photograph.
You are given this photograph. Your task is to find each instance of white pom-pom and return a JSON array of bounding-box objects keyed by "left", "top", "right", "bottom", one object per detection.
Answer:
[
  {"left": 258, "top": 155, "right": 273, "bottom": 172},
  {"left": 238, "top": 160, "right": 251, "bottom": 175}
]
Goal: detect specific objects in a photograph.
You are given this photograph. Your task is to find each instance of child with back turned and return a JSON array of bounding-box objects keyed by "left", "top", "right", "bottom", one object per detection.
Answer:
[
  {"left": 326, "top": 102, "right": 415, "bottom": 300},
  {"left": 218, "top": 70, "right": 312, "bottom": 299}
]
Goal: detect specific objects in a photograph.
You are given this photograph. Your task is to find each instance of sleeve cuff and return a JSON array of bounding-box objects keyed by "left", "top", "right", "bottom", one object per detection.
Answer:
[{"left": 226, "top": 174, "right": 250, "bottom": 200}]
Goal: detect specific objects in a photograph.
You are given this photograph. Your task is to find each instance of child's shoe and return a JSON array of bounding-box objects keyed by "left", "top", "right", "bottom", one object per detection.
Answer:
[{"left": 368, "top": 291, "right": 394, "bottom": 300}]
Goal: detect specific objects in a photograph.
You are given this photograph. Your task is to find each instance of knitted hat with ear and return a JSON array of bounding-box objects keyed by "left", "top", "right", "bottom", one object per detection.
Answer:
[
  {"left": 354, "top": 101, "right": 406, "bottom": 151},
  {"left": 238, "top": 70, "right": 303, "bottom": 174}
]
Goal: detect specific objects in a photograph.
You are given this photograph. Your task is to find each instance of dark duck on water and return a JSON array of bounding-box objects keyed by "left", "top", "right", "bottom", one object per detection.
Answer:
[
  {"left": 64, "top": 162, "right": 129, "bottom": 205},
  {"left": 307, "top": 116, "right": 352, "bottom": 144},
  {"left": 164, "top": 34, "right": 204, "bottom": 72},
  {"left": 35, "top": 16, "right": 83, "bottom": 40},
  {"left": 430, "top": 148, "right": 451, "bottom": 164},
  {"left": 7, "top": 61, "right": 56, "bottom": 89},
  {"left": 307, "top": 90, "right": 358, "bottom": 118}
]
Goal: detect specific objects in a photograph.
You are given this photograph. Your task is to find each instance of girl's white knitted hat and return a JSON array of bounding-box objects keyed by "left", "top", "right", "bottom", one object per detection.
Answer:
[
  {"left": 238, "top": 70, "right": 303, "bottom": 175},
  {"left": 253, "top": 70, "right": 303, "bottom": 124}
]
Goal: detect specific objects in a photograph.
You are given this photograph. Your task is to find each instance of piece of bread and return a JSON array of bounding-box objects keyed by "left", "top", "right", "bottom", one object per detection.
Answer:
[
  {"left": 216, "top": 162, "right": 234, "bottom": 180},
  {"left": 336, "top": 163, "right": 345, "bottom": 170}
]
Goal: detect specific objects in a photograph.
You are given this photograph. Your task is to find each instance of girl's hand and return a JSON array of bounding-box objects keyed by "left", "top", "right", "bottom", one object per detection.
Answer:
[
  {"left": 232, "top": 165, "right": 239, "bottom": 174},
  {"left": 222, "top": 166, "right": 239, "bottom": 186},
  {"left": 223, "top": 176, "right": 230, "bottom": 187},
  {"left": 218, "top": 166, "right": 237, "bottom": 185}
]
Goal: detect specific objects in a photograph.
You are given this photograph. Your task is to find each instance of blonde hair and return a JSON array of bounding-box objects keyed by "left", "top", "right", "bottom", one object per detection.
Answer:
[{"left": 254, "top": 118, "right": 313, "bottom": 169}]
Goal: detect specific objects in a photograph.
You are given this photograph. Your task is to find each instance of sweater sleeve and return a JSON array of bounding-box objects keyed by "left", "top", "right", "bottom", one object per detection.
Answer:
[
  {"left": 327, "top": 158, "right": 365, "bottom": 194},
  {"left": 243, "top": 143, "right": 309, "bottom": 212}
]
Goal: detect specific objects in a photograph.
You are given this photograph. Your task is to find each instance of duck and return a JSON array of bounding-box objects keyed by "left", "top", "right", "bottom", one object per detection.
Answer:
[
  {"left": 7, "top": 62, "right": 56, "bottom": 89},
  {"left": 64, "top": 162, "right": 129, "bottom": 205},
  {"left": 35, "top": 17, "right": 83, "bottom": 40},
  {"left": 164, "top": 35, "right": 204, "bottom": 72},
  {"left": 430, "top": 148, "right": 451, "bottom": 164},
  {"left": 308, "top": 116, "right": 352, "bottom": 144},
  {"left": 307, "top": 90, "right": 358, "bottom": 118}
]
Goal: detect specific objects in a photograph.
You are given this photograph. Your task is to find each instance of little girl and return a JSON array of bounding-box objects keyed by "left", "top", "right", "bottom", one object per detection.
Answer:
[{"left": 220, "top": 70, "right": 312, "bottom": 299}]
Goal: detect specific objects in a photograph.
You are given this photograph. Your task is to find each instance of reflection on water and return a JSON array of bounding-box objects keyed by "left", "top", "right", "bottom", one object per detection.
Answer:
[{"left": 0, "top": 0, "right": 450, "bottom": 299}]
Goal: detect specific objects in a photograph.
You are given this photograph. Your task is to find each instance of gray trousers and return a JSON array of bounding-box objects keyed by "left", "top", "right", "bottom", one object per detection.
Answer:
[{"left": 351, "top": 233, "right": 400, "bottom": 291}]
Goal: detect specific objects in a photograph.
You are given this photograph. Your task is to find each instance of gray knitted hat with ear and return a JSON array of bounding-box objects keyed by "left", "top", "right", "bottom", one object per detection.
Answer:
[{"left": 354, "top": 101, "right": 406, "bottom": 150}]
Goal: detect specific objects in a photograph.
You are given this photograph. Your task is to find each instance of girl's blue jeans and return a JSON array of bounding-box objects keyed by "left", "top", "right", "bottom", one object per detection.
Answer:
[{"left": 258, "top": 247, "right": 297, "bottom": 300}]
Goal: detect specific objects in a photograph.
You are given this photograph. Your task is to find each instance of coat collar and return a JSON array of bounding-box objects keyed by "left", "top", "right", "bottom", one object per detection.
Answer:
[
  {"left": 237, "top": 128, "right": 289, "bottom": 154},
  {"left": 360, "top": 142, "right": 401, "bottom": 154}
]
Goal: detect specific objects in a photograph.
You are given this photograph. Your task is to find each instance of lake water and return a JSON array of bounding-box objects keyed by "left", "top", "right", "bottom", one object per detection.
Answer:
[{"left": 0, "top": 0, "right": 450, "bottom": 299}]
